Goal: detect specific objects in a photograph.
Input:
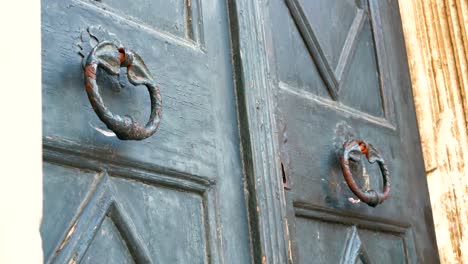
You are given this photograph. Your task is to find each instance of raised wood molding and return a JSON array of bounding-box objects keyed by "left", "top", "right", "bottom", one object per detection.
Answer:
[
  {"left": 398, "top": 0, "right": 468, "bottom": 263},
  {"left": 227, "top": 0, "right": 290, "bottom": 262}
]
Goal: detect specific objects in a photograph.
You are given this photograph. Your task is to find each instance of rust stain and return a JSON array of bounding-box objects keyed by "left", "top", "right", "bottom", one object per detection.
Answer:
[
  {"left": 357, "top": 140, "right": 368, "bottom": 155},
  {"left": 85, "top": 80, "right": 93, "bottom": 91},
  {"left": 84, "top": 65, "right": 96, "bottom": 79},
  {"left": 118, "top": 47, "right": 126, "bottom": 64},
  {"left": 84, "top": 65, "right": 96, "bottom": 91}
]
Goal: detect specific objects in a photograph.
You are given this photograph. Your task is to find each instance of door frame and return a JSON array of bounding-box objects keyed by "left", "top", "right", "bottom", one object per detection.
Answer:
[{"left": 227, "top": 0, "right": 291, "bottom": 263}]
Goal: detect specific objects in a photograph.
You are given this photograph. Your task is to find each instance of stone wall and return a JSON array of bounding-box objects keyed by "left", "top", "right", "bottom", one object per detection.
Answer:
[{"left": 398, "top": 0, "right": 468, "bottom": 263}]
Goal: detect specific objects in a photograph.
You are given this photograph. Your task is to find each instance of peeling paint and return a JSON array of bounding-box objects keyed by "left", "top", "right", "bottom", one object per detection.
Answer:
[{"left": 57, "top": 223, "right": 77, "bottom": 252}]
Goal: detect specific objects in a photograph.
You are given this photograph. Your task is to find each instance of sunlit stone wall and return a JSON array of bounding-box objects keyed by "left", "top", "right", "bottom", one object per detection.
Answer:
[{"left": 399, "top": 0, "right": 468, "bottom": 263}]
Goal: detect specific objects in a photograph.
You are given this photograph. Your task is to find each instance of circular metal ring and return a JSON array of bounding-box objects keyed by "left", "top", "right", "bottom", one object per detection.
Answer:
[
  {"left": 340, "top": 139, "right": 390, "bottom": 207},
  {"left": 84, "top": 41, "right": 162, "bottom": 140}
]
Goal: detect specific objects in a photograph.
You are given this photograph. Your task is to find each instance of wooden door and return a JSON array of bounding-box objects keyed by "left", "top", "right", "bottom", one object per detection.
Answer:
[
  {"left": 41, "top": 0, "right": 440, "bottom": 263},
  {"left": 260, "top": 0, "right": 440, "bottom": 263},
  {"left": 41, "top": 0, "right": 253, "bottom": 263}
]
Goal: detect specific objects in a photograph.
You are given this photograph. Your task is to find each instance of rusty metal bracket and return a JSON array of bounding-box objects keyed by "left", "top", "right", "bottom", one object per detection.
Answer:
[
  {"left": 340, "top": 139, "right": 390, "bottom": 207},
  {"left": 83, "top": 41, "right": 162, "bottom": 140}
]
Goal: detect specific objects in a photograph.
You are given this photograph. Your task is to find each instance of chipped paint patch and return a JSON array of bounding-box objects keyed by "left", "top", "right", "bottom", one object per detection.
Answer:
[
  {"left": 57, "top": 222, "right": 77, "bottom": 253},
  {"left": 89, "top": 123, "right": 116, "bottom": 137},
  {"left": 348, "top": 197, "right": 361, "bottom": 204},
  {"left": 68, "top": 253, "right": 78, "bottom": 264}
]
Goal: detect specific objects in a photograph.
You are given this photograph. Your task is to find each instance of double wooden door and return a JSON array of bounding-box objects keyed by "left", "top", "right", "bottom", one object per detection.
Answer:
[{"left": 41, "top": 0, "right": 439, "bottom": 263}]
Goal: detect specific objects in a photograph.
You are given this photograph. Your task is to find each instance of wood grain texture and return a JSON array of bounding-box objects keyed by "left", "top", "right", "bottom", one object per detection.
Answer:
[
  {"left": 399, "top": 0, "right": 468, "bottom": 263},
  {"left": 265, "top": 0, "right": 439, "bottom": 262},
  {"left": 227, "top": 0, "right": 290, "bottom": 262},
  {"left": 41, "top": 0, "right": 254, "bottom": 262}
]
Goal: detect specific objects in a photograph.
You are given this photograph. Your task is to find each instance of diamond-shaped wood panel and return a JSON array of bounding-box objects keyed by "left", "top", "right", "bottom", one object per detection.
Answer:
[
  {"left": 293, "top": 205, "right": 414, "bottom": 263},
  {"left": 49, "top": 175, "right": 152, "bottom": 264},
  {"left": 81, "top": 217, "right": 136, "bottom": 264},
  {"left": 285, "top": 0, "right": 383, "bottom": 104},
  {"left": 340, "top": 226, "right": 371, "bottom": 264}
]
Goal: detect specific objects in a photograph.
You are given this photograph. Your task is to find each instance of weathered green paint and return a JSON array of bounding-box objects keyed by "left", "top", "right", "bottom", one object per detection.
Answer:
[
  {"left": 264, "top": 0, "right": 439, "bottom": 263},
  {"left": 42, "top": 0, "right": 439, "bottom": 263},
  {"left": 42, "top": 0, "right": 252, "bottom": 263}
]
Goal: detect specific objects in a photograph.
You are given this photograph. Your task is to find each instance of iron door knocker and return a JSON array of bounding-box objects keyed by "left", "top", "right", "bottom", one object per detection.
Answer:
[
  {"left": 84, "top": 41, "right": 162, "bottom": 140},
  {"left": 340, "top": 139, "right": 390, "bottom": 207}
]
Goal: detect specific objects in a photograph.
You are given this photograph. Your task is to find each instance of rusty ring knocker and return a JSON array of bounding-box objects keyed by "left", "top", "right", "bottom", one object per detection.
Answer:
[
  {"left": 84, "top": 41, "right": 162, "bottom": 140},
  {"left": 340, "top": 139, "right": 390, "bottom": 207}
]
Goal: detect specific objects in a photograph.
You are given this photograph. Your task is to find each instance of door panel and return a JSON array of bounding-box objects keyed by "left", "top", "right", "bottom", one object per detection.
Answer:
[
  {"left": 81, "top": 216, "right": 136, "bottom": 264},
  {"left": 294, "top": 217, "right": 348, "bottom": 264},
  {"left": 41, "top": 0, "right": 251, "bottom": 263},
  {"left": 80, "top": 0, "right": 193, "bottom": 40},
  {"left": 41, "top": 163, "right": 97, "bottom": 260},
  {"left": 43, "top": 0, "right": 214, "bottom": 177},
  {"left": 266, "top": 0, "right": 438, "bottom": 263}
]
